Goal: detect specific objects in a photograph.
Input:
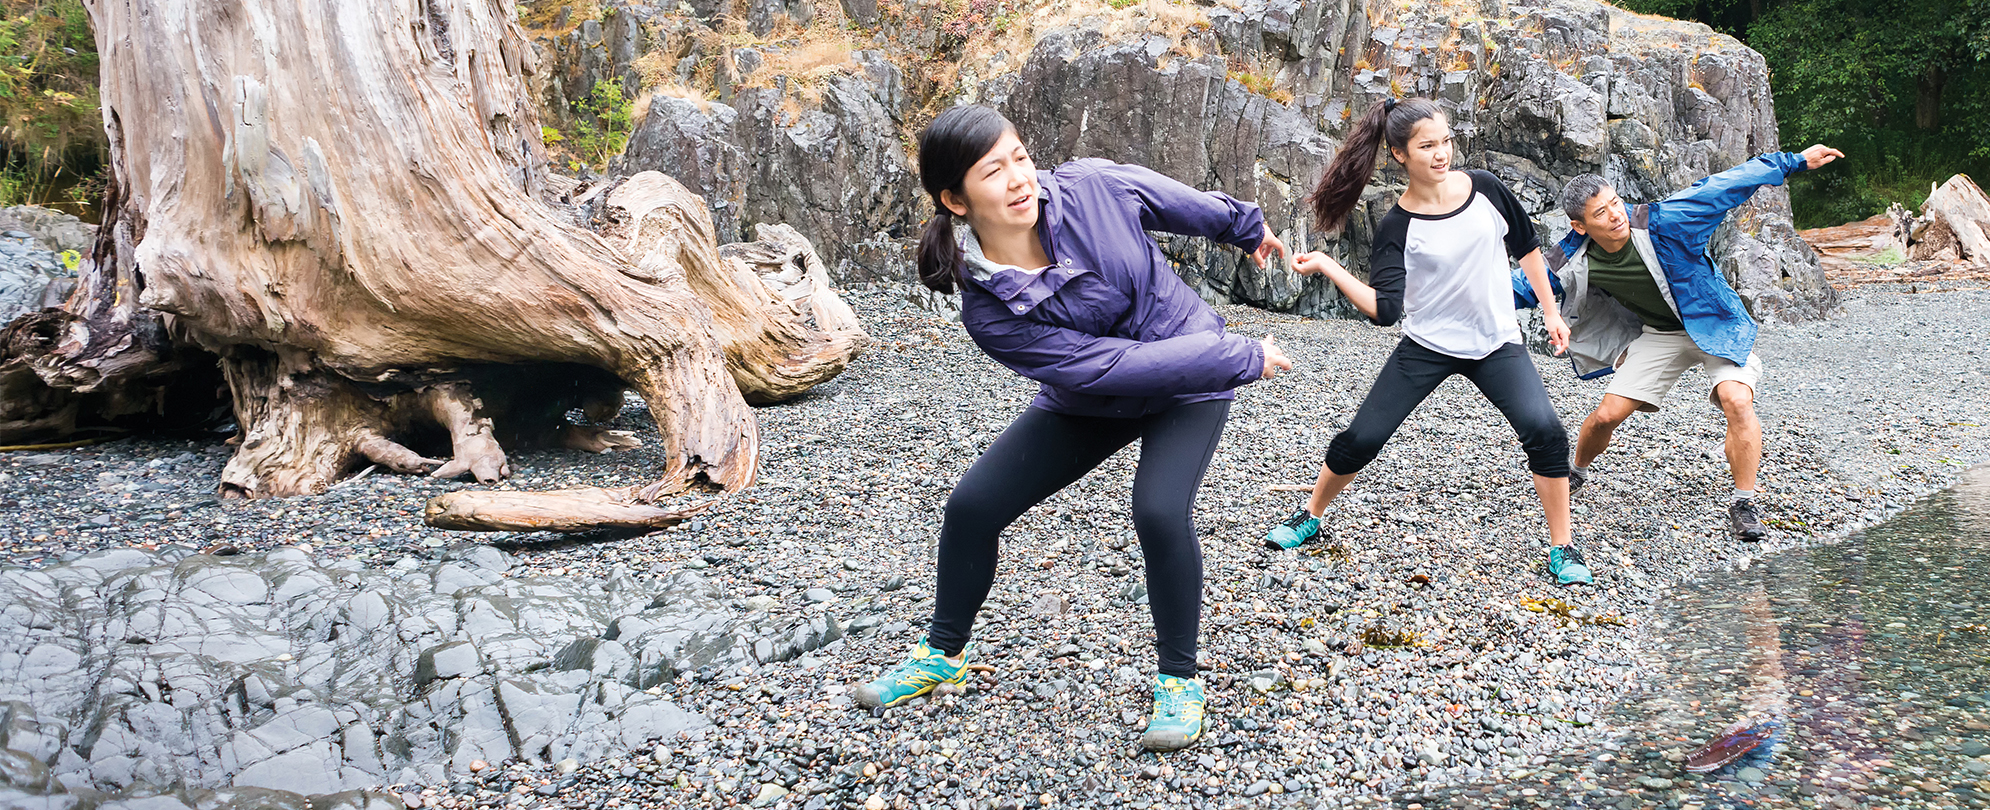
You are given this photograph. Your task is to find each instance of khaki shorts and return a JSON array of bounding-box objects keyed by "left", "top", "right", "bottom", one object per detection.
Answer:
[{"left": 1605, "top": 327, "right": 1761, "bottom": 412}]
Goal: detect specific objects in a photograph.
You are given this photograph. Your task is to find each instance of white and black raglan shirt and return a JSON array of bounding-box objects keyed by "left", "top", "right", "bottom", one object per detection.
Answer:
[{"left": 1367, "top": 169, "right": 1540, "bottom": 359}]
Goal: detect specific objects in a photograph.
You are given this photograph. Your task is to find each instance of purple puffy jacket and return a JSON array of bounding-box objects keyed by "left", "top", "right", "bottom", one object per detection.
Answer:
[{"left": 957, "top": 158, "right": 1269, "bottom": 418}]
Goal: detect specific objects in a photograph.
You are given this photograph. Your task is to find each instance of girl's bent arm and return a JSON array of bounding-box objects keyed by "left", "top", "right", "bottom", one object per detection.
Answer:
[
  {"left": 1296, "top": 252, "right": 1391, "bottom": 323},
  {"left": 964, "top": 298, "right": 1266, "bottom": 397}
]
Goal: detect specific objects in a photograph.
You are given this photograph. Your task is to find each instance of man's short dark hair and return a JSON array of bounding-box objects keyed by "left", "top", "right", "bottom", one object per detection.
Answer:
[{"left": 1561, "top": 174, "right": 1611, "bottom": 222}]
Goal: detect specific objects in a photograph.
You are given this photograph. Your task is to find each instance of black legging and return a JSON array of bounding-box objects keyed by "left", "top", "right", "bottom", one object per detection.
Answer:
[
  {"left": 1324, "top": 338, "right": 1570, "bottom": 478},
  {"left": 927, "top": 399, "right": 1230, "bottom": 678}
]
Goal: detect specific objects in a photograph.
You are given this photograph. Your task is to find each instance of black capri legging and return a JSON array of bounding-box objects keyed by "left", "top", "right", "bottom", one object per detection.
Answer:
[
  {"left": 1324, "top": 338, "right": 1570, "bottom": 479},
  {"left": 927, "top": 399, "right": 1230, "bottom": 679}
]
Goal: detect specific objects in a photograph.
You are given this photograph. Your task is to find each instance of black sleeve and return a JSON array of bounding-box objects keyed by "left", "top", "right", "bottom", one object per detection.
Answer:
[
  {"left": 1367, "top": 211, "right": 1409, "bottom": 327},
  {"left": 1472, "top": 170, "right": 1541, "bottom": 260}
]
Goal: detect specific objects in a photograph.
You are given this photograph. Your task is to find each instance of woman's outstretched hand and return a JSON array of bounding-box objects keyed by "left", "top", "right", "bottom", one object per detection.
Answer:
[
  {"left": 1292, "top": 251, "right": 1343, "bottom": 277},
  {"left": 1253, "top": 226, "right": 1288, "bottom": 269},
  {"left": 1261, "top": 334, "right": 1293, "bottom": 379}
]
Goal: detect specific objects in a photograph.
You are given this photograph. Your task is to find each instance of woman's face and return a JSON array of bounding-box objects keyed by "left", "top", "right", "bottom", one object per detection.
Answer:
[
  {"left": 1390, "top": 114, "right": 1454, "bottom": 187},
  {"left": 941, "top": 129, "right": 1040, "bottom": 234}
]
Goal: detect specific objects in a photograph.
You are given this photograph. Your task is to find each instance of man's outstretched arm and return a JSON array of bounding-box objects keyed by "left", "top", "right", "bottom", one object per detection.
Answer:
[{"left": 1660, "top": 144, "right": 1844, "bottom": 252}]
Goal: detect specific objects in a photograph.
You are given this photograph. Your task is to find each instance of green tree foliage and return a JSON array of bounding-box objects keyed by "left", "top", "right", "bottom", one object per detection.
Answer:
[
  {"left": 1618, "top": 0, "right": 1990, "bottom": 227},
  {"left": 566, "top": 78, "right": 633, "bottom": 171},
  {"left": 0, "top": 0, "right": 102, "bottom": 210}
]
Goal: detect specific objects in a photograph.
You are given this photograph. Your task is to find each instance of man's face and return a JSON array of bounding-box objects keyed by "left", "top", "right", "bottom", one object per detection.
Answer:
[{"left": 1572, "top": 186, "right": 1630, "bottom": 242}]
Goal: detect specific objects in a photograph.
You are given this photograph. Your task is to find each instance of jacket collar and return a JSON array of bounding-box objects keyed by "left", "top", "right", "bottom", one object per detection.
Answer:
[{"left": 955, "top": 173, "right": 1090, "bottom": 316}]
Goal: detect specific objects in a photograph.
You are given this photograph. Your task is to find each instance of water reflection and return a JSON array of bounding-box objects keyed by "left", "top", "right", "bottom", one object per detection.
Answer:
[{"left": 1397, "top": 466, "right": 1990, "bottom": 808}]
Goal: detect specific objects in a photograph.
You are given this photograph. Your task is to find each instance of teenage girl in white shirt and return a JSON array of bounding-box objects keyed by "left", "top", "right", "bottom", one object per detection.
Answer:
[{"left": 1263, "top": 97, "right": 1595, "bottom": 588}]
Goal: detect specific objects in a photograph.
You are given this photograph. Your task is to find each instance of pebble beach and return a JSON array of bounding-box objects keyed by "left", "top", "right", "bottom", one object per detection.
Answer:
[{"left": 1, "top": 283, "right": 1985, "bottom": 809}]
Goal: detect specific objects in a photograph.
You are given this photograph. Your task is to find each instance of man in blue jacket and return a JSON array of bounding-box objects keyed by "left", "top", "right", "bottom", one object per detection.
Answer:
[{"left": 1532, "top": 144, "right": 1842, "bottom": 542}]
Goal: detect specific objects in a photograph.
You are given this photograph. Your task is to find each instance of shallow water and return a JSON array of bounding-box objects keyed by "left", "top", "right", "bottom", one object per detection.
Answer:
[{"left": 1397, "top": 466, "right": 1990, "bottom": 809}]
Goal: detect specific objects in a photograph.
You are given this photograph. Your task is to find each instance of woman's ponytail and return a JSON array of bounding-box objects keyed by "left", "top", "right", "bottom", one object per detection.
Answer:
[
  {"left": 916, "top": 209, "right": 962, "bottom": 294},
  {"left": 1308, "top": 97, "right": 1442, "bottom": 234},
  {"left": 914, "top": 104, "right": 1016, "bottom": 294}
]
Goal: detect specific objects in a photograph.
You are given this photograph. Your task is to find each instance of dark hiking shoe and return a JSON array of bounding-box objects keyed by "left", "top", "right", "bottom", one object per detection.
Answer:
[{"left": 1729, "top": 499, "right": 1766, "bottom": 543}]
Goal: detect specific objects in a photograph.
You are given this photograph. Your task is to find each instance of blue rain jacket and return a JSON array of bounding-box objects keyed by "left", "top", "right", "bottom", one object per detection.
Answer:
[{"left": 1514, "top": 152, "right": 1809, "bottom": 377}]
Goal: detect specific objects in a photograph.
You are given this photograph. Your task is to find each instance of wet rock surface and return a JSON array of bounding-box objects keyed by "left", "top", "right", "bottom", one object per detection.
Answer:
[
  {"left": 0, "top": 284, "right": 1982, "bottom": 808},
  {"left": 0, "top": 543, "right": 850, "bottom": 804}
]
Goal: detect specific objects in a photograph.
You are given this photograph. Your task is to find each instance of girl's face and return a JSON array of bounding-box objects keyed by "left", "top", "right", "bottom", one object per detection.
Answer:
[
  {"left": 941, "top": 130, "right": 1041, "bottom": 234},
  {"left": 1390, "top": 114, "right": 1454, "bottom": 187}
]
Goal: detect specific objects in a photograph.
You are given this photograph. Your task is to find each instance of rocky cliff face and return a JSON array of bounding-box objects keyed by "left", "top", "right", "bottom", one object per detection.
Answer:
[
  {"left": 613, "top": 56, "right": 923, "bottom": 283},
  {"left": 529, "top": 0, "right": 1836, "bottom": 321}
]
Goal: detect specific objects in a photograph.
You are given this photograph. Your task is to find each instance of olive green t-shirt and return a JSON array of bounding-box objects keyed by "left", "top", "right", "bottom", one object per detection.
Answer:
[{"left": 1585, "top": 240, "right": 1683, "bottom": 331}]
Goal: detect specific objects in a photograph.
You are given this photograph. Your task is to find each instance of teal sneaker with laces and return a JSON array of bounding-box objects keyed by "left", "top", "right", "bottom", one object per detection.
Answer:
[
  {"left": 852, "top": 638, "right": 971, "bottom": 709},
  {"left": 1546, "top": 544, "right": 1595, "bottom": 587},
  {"left": 1264, "top": 507, "right": 1322, "bottom": 550},
  {"left": 1139, "top": 673, "right": 1207, "bottom": 752}
]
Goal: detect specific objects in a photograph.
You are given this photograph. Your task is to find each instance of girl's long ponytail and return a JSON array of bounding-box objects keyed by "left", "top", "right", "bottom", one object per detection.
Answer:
[
  {"left": 1308, "top": 99, "right": 1395, "bottom": 234},
  {"left": 916, "top": 209, "right": 962, "bottom": 294}
]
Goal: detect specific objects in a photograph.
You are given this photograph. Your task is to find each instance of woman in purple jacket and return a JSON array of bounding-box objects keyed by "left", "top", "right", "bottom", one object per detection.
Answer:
[{"left": 851, "top": 105, "right": 1291, "bottom": 752}]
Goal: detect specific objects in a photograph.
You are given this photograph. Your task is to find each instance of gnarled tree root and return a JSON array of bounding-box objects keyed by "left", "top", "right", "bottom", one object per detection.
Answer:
[
  {"left": 216, "top": 355, "right": 667, "bottom": 499},
  {"left": 12, "top": 0, "right": 867, "bottom": 535},
  {"left": 421, "top": 174, "right": 868, "bottom": 532}
]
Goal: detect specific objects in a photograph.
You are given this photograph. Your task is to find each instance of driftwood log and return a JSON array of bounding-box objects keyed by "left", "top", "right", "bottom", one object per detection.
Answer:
[
  {"left": 0, "top": 0, "right": 865, "bottom": 531},
  {"left": 1921, "top": 175, "right": 1990, "bottom": 263},
  {"left": 1886, "top": 175, "right": 1990, "bottom": 265}
]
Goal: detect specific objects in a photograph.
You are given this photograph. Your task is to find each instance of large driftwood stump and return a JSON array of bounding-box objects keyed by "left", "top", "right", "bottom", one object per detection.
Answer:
[
  {"left": 1883, "top": 175, "right": 1990, "bottom": 266},
  {"left": 0, "top": 0, "right": 865, "bottom": 531},
  {"left": 1922, "top": 175, "right": 1990, "bottom": 264}
]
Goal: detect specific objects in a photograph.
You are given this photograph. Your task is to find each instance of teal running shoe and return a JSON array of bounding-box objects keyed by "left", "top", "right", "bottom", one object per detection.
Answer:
[
  {"left": 1139, "top": 673, "right": 1207, "bottom": 752},
  {"left": 852, "top": 638, "right": 971, "bottom": 709},
  {"left": 1264, "top": 507, "right": 1322, "bottom": 550},
  {"left": 1546, "top": 544, "right": 1595, "bottom": 587}
]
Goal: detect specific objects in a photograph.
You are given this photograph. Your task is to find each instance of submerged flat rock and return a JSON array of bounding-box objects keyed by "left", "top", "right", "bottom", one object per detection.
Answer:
[{"left": 0, "top": 543, "right": 842, "bottom": 803}]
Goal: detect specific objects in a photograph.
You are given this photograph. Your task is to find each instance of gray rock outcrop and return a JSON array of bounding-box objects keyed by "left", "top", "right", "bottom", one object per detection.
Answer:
[
  {"left": 0, "top": 205, "right": 93, "bottom": 325},
  {"left": 526, "top": 0, "right": 1836, "bottom": 321},
  {"left": 536, "top": 10, "right": 656, "bottom": 127},
  {"left": 985, "top": 24, "right": 1338, "bottom": 314},
  {"left": 612, "top": 54, "right": 923, "bottom": 282},
  {"left": 0, "top": 544, "right": 843, "bottom": 804},
  {"left": 0, "top": 233, "right": 74, "bottom": 326},
  {"left": 0, "top": 206, "right": 97, "bottom": 255}
]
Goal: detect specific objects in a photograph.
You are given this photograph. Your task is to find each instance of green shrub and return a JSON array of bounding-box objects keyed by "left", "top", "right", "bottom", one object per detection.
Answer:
[
  {"left": 0, "top": 0, "right": 104, "bottom": 215},
  {"left": 566, "top": 79, "right": 634, "bottom": 171},
  {"left": 1616, "top": 0, "right": 1990, "bottom": 228}
]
